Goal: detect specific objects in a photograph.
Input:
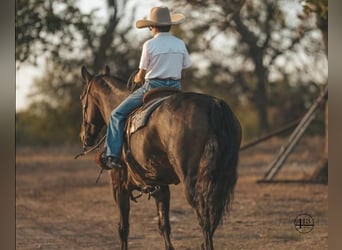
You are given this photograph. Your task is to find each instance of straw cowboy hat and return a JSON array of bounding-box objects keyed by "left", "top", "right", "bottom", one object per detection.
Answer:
[{"left": 136, "top": 6, "right": 185, "bottom": 29}]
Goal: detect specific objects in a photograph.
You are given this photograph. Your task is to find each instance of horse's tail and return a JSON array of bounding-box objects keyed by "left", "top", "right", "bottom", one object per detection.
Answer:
[{"left": 194, "top": 98, "right": 242, "bottom": 237}]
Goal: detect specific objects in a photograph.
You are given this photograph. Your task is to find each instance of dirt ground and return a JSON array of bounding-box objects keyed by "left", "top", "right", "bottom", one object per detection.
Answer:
[{"left": 16, "top": 137, "right": 328, "bottom": 250}]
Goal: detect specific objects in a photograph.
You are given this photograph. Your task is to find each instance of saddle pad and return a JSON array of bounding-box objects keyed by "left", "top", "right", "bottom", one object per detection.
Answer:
[{"left": 128, "top": 96, "right": 168, "bottom": 135}]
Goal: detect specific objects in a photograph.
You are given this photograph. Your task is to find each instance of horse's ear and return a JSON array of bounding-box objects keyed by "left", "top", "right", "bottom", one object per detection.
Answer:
[
  {"left": 104, "top": 65, "right": 110, "bottom": 76},
  {"left": 81, "top": 66, "right": 92, "bottom": 82}
]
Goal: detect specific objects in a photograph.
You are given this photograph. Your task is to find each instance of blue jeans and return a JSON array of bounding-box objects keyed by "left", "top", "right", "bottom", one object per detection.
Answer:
[{"left": 104, "top": 79, "right": 181, "bottom": 158}]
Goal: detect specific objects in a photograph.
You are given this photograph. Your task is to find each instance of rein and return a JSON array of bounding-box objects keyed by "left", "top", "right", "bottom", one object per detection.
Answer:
[
  {"left": 74, "top": 135, "right": 105, "bottom": 159},
  {"left": 74, "top": 75, "right": 107, "bottom": 184},
  {"left": 75, "top": 75, "right": 105, "bottom": 159},
  {"left": 74, "top": 134, "right": 106, "bottom": 185}
]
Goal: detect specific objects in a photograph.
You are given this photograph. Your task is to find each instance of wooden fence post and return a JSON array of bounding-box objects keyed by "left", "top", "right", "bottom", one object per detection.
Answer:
[{"left": 261, "top": 85, "right": 328, "bottom": 181}]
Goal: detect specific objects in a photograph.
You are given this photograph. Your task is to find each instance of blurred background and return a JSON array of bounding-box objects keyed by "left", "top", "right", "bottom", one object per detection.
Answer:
[{"left": 15, "top": 0, "right": 327, "bottom": 146}]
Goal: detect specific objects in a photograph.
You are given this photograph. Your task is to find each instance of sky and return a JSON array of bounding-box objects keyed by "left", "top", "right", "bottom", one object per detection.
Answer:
[{"left": 16, "top": 65, "right": 42, "bottom": 110}]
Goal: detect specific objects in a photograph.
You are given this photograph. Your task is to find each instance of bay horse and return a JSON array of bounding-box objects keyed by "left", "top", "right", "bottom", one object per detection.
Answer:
[{"left": 79, "top": 65, "right": 242, "bottom": 250}]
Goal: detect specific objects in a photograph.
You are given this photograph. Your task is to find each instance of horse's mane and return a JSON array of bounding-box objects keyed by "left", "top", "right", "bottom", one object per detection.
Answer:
[
  {"left": 81, "top": 73, "right": 127, "bottom": 100},
  {"left": 107, "top": 75, "right": 126, "bottom": 84},
  {"left": 95, "top": 73, "right": 126, "bottom": 85},
  {"left": 94, "top": 73, "right": 127, "bottom": 92}
]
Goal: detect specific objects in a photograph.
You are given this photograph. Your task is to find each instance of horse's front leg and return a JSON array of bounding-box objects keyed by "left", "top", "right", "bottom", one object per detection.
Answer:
[
  {"left": 152, "top": 185, "right": 174, "bottom": 250},
  {"left": 110, "top": 170, "right": 130, "bottom": 250},
  {"left": 118, "top": 188, "right": 130, "bottom": 250}
]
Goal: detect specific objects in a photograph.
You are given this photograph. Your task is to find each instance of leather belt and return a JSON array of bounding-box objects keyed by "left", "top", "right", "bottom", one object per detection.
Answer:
[{"left": 149, "top": 78, "right": 179, "bottom": 81}]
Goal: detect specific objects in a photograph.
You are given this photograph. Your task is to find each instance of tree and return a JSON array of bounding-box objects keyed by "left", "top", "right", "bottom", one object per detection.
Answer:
[
  {"left": 165, "top": 0, "right": 326, "bottom": 136},
  {"left": 16, "top": 0, "right": 143, "bottom": 145},
  {"left": 16, "top": 0, "right": 94, "bottom": 67},
  {"left": 16, "top": 0, "right": 327, "bottom": 146}
]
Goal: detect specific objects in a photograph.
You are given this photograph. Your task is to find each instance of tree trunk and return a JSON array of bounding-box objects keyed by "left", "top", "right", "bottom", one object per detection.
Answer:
[
  {"left": 254, "top": 55, "right": 269, "bottom": 134},
  {"left": 92, "top": 0, "right": 120, "bottom": 72},
  {"left": 233, "top": 14, "right": 270, "bottom": 134}
]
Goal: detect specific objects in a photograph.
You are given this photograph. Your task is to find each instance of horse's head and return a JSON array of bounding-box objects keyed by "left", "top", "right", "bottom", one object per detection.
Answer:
[{"left": 79, "top": 66, "right": 109, "bottom": 149}]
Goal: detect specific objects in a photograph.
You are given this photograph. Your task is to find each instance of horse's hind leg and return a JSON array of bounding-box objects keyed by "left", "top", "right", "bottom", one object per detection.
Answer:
[{"left": 152, "top": 185, "right": 174, "bottom": 250}]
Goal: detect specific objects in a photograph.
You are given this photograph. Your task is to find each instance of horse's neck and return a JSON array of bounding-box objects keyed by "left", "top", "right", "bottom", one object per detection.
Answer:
[{"left": 101, "top": 86, "right": 130, "bottom": 124}]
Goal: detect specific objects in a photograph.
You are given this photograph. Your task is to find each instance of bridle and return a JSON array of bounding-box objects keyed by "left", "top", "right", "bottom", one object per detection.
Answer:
[{"left": 75, "top": 76, "right": 106, "bottom": 159}]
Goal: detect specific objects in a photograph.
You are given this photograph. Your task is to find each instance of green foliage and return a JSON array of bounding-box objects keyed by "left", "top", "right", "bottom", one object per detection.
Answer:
[
  {"left": 16, "top": 104, "right": 80, "bottom": 145},
  {"left": 302, "top": 0, "right": 328, "bottom": 20},
  {"left": 16, "top": 62, "right": 82, "bottom": 145},
  {"left": 16, "top": 0, "right": 141, "bottom": 145},
  {"left": 16, "top": 0, "right": 94, "bottom": 66},
  {"left": 175, "top": 0, "right": 326, "bottom": 134}
]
